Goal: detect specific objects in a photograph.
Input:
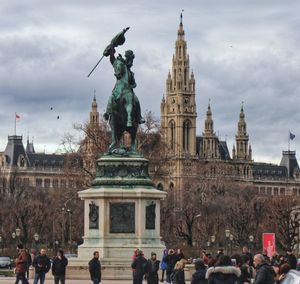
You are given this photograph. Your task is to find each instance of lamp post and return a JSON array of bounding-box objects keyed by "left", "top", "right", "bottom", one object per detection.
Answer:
[
  {"left": 0, "top": 235, "right": 3, "bottom": 254},
  {"left": 229, "top": 234, "right": 234, "bottom": 255},
  {"left": 61, "top": 207, "right": 65, "bottom": 248},
  {"left": 211, "top": 235, "right": 216, "bottom": 256},
  {"left": 207, "top": 241, "right": 211, "bottom": 252},
  {"left": 15, "top": 228, "right": 21, "bottom": 244},
  {"left": 33, "top": 233, "right": 39, "bottom": 251},
  {"left": 225, "top": 229, "right": 230, "bottom": 255},
  {"left": 66, "top": 208, "right": 72, "bottom": 253},
  {"left": 249, "top": 235, "right": 254, "bottom": 253}
]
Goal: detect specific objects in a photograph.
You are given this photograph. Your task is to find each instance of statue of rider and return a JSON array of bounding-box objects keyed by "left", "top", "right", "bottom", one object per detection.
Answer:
[{"left": 103, "top": 46, "right": 145, "bottom": 126}]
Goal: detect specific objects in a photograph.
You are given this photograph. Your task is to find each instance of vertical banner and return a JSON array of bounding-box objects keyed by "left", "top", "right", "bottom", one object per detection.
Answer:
[{"left": 263, "top": 233, "right": 275, "bottom": 258}]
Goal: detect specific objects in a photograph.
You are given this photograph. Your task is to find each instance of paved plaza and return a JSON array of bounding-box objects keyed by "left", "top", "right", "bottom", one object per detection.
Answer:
[{"left": 0, "top": 278, "right": 192, "bottom": 284}]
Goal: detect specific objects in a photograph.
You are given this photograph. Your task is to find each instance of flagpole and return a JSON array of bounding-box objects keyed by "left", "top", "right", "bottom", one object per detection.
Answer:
[
  {"left": 14, "top": 112, "right": 16, "bottom": 135},
  {"left": 288, "top": 130, "right": 290, "bottom": 152}
]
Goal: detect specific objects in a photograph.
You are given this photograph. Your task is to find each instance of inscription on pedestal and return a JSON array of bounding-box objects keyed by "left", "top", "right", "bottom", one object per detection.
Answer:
[
  {"left": 110, "top": 203, "right": 135, "bottom": 233},
  {"left": 89, "top": 201, "right": 99, "bottom": 229},
  {"left": 146, "top": 202, "right": 156, "bottom": 230}
]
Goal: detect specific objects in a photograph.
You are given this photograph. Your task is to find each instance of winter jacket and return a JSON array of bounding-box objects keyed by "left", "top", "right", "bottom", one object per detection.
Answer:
[
  {"left": 163, "top": 254, "right": 177, "bottom": 274},
  {"left": 191, "top": 268, "right": 207, "bottom": 284},
  {"left": 287, "top": 254, "right": 297, "bottom": 270},
  {"left": 146, "top": 259, "right": 160, "bottom": 284},
  {"left": 171, "top": 268, "right": 185, "bottom": 284},
  {"left": 15, "top": 249, "right": 28, "bottom": 273},
  {"left": 52, "top": 256, "right": 68, "bottom": 276},
  {"left": 88, "top": 257, "right": 101, "bottom": 281},
  {"left": 32, "top": 254, "right": 51, "bottom": 274},
  {"left": 131, "top": 255, "right": 148, "bottom": 276},
  {"left": 252, "top": 262, "right": 275, "bottom": 284},
  {"left": 238, "top": 264, "right": 254, "bottom": 284},
  {"left": 206, "top": 266, "right": 241, "bottom": 284}
]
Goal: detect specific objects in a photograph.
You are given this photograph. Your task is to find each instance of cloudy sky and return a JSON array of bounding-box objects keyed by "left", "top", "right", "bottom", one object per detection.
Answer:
[{"left": 0, "top": 0, "right": 300, "bottom": 164}]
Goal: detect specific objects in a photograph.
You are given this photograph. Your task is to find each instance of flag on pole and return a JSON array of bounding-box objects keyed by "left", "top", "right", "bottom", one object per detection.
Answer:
[
  {"left": 15, "top": 113, "right": 20, "bottom": 120},
  {"left": 290, "top": 132, "right": 295, "bottom": 140}
]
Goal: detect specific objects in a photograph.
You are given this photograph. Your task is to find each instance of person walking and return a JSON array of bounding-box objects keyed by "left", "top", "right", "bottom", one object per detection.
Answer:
[
  {"left": 191, "top": 259, "right": 207, "bottom": 284},
  {"left": 52, "top": 250, "right": 68, "bottom": 284},
  {"left": 146, "top": 252, "right": 160, "bottom": 284},
  {"left": 15, "top": 244, "right": 29, "bottom": 284},
  {"left": 89, "top": 251, "right": 102, "bottom": 284},
  {"left": 25, "top": 248, "right": 32, "bottom": 280},
  {"left": 131, "top": 249, "right": 148, "bottom": 284},
  {"left": 32, "top": 248, "right": 51, "bottom": 284},
  {"left": 206, "top": 255, "right": 241, "bottom": 284},
  {"left": 286, "top": 248, "right": 297, "bottom": 270},
  {"left": 170, "top": 261, "right": 186, "bottom": 284},
  {"left": 163, "top": 249, "right": 177, "bottom": 284},
  {"left": 160, "top": 249, "right": 168, "bottom": 283},
  {"left": 252, "top": 254, "right": 275, "bottom": 284}
]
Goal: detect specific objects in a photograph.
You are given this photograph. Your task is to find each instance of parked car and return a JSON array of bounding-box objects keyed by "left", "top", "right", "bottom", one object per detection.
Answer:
[
  {"left": 0, "top": 257, "right": 12, "bottom": 269},
  {"left": 281, "top": 270, "right": 300, "bottom": 284}
]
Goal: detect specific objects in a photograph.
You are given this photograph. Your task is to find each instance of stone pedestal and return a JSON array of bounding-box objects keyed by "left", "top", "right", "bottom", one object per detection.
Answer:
[{"left": 69, "top": 154, "right": 166, "bottom": 279}]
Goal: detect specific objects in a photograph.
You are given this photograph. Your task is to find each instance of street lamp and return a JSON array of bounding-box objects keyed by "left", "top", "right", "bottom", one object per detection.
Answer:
[
  {"left": 225, "top": 229, "right": 230, "bottom": 255},
  {"left": 249, "top": 235, "right": 254, "bottom": 253},
  {"left": 207, "top": 241, "right": 211, "bottom": 251},
  {"left": 15, "top": 228, "right": 21, "bottom": 244},
  {"left": 229, "top": 234, "right": 234, "bottom": 255},
  {"left": 211, "top": 235, "right": 216, "bottom": 255},
  {"left": 33, "top": 233, "right": 39, "bottom": 251},
  {"left": 0, "top": 235, "right": 3, "bottom": 254},
  {"left": 66, "top": 208, "right": 72, "bottom": 252}
]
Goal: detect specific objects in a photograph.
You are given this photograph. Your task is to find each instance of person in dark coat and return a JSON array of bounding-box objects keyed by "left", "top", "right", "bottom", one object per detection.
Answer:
[
  {"left": 163, "top": 249, "right": 177, "bottom": 283},
  {"left": 238, "top": 254, "right": 255, "bottom": 284},
  {"left": 32, "top": 248, "right": 51, "bottom": 284},
  {"left": 146, "top": 252, "right": 160, "bottom": 284},
  {"left": 171, "top": 261, "right": 186, "bottom": 284},
  {"left": 52, "top": 250, "right": 68, "bottom": 284},
  {"left": 88, "top": 251, "right": 101, "bottom": 284},
  {"left": 286, "top": 248, "right": 297, "bottom": 270},
  {"left": 15, "top": 244, "right": 30, "bottom": 284},
  {"left": 131, "top": 249, "right": 148, "bottom": 284},
  {"left": 252, "top": 254, "right": 275, "bottom": 284},
  {"left": 191, "top": 259, "right": 207, "bottom": 284},
  {"left": 206, "top": 255, "right": 241, "bottom": 284}
]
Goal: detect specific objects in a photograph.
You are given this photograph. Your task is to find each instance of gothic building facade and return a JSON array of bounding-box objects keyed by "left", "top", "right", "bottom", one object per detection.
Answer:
[{"left": 157, "top": 16, "right": 300, "bottom": 199}]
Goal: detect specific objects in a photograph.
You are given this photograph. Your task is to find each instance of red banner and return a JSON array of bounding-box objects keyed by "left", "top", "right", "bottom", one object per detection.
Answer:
[{"left": 263, "top": 233, "right": 275, "bottom": 258}]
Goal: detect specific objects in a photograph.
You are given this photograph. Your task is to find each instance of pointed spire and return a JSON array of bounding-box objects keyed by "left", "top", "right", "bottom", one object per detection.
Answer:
[
  {"left": 92, "top": 90, "right": 97, "bottom": 108},
  {"left": 240, "top": 101, "right": 245, "bottom": 119},
  {"left": 177, "top": 10, "right": 185, "bottom": 40},
  {"left": 207, "top": 99, "right": 212, "bottom": 116}
]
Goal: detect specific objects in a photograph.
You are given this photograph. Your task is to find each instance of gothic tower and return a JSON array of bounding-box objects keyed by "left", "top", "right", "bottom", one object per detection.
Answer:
[
  {"left": 233, "top": 105, "right": 251, "bottom": 161},
  {"left": 90, "top": 94, "right": 99, "bottom": 128},
  {"left": 201, "top": 103, "right": 220, "bottom": 159},
  {"left": 161, "top": 13, "right": 197, "bottom": 157}
]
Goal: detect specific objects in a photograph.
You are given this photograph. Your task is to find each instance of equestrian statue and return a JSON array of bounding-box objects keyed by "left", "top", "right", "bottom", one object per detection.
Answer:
[{"left": 88, "top": 27, "right": 144, "bottom": 155}]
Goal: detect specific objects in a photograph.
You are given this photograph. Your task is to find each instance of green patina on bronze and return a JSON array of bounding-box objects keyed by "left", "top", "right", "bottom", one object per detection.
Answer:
[
  {"left": 90, "top": 27, "right": 154, "bottom": 189},
  {"left": 91, "top": 155, "right": 154, "bottom": 188},
  {"left": 102, "top": 27, "right": 144, "bottom": 155}
]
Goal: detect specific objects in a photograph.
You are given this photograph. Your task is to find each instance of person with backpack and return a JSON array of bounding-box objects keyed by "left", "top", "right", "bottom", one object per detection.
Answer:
[
  {"left": 15, "top": 244, "right": 29, "bottom": 284},
  {"left": 32, "top": 248, "right": 51, "bottom": 284},
  {"left": 131, "top": 249, "right": 148, "bottom": 284},
  {"left": 52, "top": 249, "right": 68, "bottom": 284}
]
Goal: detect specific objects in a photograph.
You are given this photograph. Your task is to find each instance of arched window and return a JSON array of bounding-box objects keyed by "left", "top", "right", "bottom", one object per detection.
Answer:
[
  {"left": 157, "top": 183, "right": 164, "bottom": 191},
  {"left": 183, "top": 120, "right": 191, "bottom": 151},
  {"left": 169, "top": 182, "right": 174, "bottom": 190},
  {"left": 169, "top": 120, "right": 176, "bottom": 150}
]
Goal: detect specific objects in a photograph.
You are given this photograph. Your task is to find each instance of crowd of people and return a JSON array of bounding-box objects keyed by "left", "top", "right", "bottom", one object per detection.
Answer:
[
  {"left": 13, "top": 243, "right": 299, "bottom": 284},
  {"left": 131, "top": 246, "right": 299, "bottom": 284}
]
